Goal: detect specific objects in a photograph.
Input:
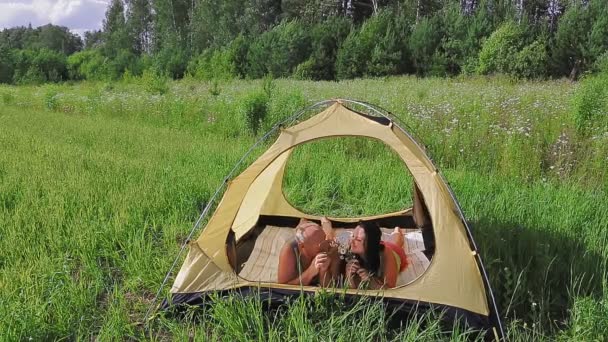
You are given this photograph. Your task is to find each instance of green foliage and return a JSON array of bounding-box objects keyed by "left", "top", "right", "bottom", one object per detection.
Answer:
[
  {"left": 1, "top": 77, "right": 608, "bottom": 340},
  {"left": 435, "top": 4, "right": 467, "bottom": 75},
  {"left": 409, "top": 16, "right": 443, "bottom": 76},
  {"left": 5, "top": 0, "right": 608, "bottom": 84},
  {"left": 102, "top": 0, "right": 131, "bottom": 58},
  {"left": 11, "top": 48, "right": 68, "bottom": 84},
  {"left": 284, "top": 137, "right": 414, "bottom": 216},
  {"left": 475, "top": 20, "right": 546, "bottom": 79},
  {"left": 512, "top": 39, "right": 548, "bottom": 79},
  {"left": 43, "top": 88, "right": 59, "bottom": 111},
  {"left": 292, "top": 58, "right": 316, "bottom": 80},
  {"left": 188, "top": 48, "right": 236, "bottom": 80},
  {"left": 477, "top": 21, "right": 527, "bottom": 75},
  {"left": 239, "top": 90, "right": 269, "bottom": 135},
  {"left": 246, "top": 20, "right": 312, "bottom": 79},
  {"left": 0, "top": 47, "right": 15, "bottom": 83},
  {"left": 151, "top": 0, "right": 191, "bottom": 54},
  {"left": 1, "top": 90, "right": 14, "bottom": 105},
  {"left": 551, "top": 4, "right": 594, "bottom": 79},
  {"left": 436, "top": 2, "right": 495, "bottom": 75},
  {"left": 336, "top": 12, "right": 403, "bottom": 79},
  {"left": 110, "top": 49, "right": 141, "bottom": 78},
  {"left": 294, "top": 16, "right": 351, "bottom": 80},
  {"left": 67, "top": 49, "right": 143, "bottom": 81},
  {"left": 140, "top": 69, "right": 169, "bottom": 95},
  {"left": 592, "top": 51, "right": 608, "bottom": 73},
  {"left": 0, "top": 24, "right": 82, "bottom": 55},
  {"left": 571, "top": 72, "right": 608, "bottom": 133},
  {"left": 153, "top": 42, "right": 189, "bottom": 79},
  {"left": 263, "top": 87, "right": 306, "bottom": 131},
  {"left": 559, "top": 288, "right": 608, "bottom": 341},
  {"left": 229, "top": 34, "right": 250, "bottom": 78},
  {"left": 262, "top": 74, "right": 275, "bottom": 98},
  {"left": 335, "top": 23, "right": 369, "bottom": 79},
  {"left": 209, "top": 80, "right": 221, "bottom": 96},
  {"left": 367, "top": 21, "right": 407, "bottom": 77},
  {"left": 245, "top": 31, "right": 273, "bottom": 78},
  {"left": 125, "top": 0, "right": 152, "bottom": 55},
  {"left": 67, "top": 49, "right": 111, "bottom": 81}
]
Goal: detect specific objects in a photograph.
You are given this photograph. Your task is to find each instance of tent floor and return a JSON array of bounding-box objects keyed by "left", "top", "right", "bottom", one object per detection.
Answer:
[{"left": 236, "top": 225, "right": 431, "bottom": 287}]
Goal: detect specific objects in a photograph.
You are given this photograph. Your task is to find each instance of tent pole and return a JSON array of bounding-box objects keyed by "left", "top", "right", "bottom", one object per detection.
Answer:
[
  {"left": 337, "top": 98, "right": 505, "bottom": 340},
  {"left": 145, "top": 98, "right": 505, "bottom": 339},
  {"left": 143, "top": 99, "right": 337, "bottom": 325}
]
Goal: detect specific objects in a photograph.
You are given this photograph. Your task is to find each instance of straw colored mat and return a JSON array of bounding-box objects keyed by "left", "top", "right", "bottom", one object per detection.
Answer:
[{"left": 238, "top": 226, "right": 431, "bottom": 287}]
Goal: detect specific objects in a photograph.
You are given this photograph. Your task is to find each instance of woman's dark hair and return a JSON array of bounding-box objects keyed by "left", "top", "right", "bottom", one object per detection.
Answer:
[{"left": 359, "top": 221, "right": 384, "bottom": 276}]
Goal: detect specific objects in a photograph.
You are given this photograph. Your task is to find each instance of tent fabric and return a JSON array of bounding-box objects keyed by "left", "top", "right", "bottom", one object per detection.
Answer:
[{"left": 169, "top": 101, "right": 493, "bottom": 318}]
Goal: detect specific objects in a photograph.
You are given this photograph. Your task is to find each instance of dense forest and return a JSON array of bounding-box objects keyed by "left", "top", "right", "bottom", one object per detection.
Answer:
[{"left": 1, "top": 0, "right": 607, "bottom": 84}]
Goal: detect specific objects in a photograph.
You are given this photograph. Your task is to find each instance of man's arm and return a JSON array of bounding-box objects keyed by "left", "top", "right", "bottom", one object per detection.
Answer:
[
  {"left": 318, "top": 249, "right": 340, "bottom": 287},
  {"left": 277, "top": 243, "right": 319, "bottom": 285}
]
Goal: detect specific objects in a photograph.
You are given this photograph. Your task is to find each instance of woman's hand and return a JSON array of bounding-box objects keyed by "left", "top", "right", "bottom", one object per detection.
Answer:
[
  {"left": 356, "top": 268, "right": 371, "bottom": 282},
  {"left": 321, "top": 216, "right": 334, "bottom": 240},
  {"left": 345, "top": 259, "right": 360, "bottom": 278}
]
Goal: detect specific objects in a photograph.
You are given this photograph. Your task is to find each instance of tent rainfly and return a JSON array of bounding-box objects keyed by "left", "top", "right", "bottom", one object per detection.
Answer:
[{"left": 158, "top": 99, "right": 504, "bottom": 340}]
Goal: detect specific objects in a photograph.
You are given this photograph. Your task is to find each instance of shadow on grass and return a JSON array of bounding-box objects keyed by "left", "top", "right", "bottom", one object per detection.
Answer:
[
  {"left": 471, "top": 218, "right": 607, "bottom": 333},
  {"left": 158, "top": 219, "right": 606, "bottom": 339}
]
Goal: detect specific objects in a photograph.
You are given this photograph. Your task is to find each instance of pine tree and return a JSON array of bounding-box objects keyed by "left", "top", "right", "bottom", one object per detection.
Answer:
[
  {"left": 84, "top": 30, "right": 104, "bottom": 50},
  {"left": 126, "top": 0, "right": 152, "bottom": 55},
  {"left": 189, "top": 0, "right": 246, "bottom": 52},
  {"left": 551, "top": 3, "right": 593, "bottom": 78},
  {"left": 151, "top": 0, "right": 191, "bottom": 52},
  {"left": 243, "top": 0, "right": 282, "bottom": 34},
  {"left": 281, "top": 0, "right": 346, "bottom": 23},
  {"left": 102, "top": 0, "right": 130, "bottom": 57}
]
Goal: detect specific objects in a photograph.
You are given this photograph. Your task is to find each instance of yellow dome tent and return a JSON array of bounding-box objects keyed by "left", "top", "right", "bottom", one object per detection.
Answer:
[{"left": 154, "top": 99, "right": 503, "bottom": 340}]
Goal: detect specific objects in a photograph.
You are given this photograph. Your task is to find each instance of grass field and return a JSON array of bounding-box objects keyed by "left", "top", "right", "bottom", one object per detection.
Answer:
[{"left": 1, "top": 76, "right": 607, "bottom": 341}]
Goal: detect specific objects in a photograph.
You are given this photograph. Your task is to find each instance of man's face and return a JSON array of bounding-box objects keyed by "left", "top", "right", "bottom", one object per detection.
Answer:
[{"left": 300, "top": 225, "right": 326, "bottom": 257}]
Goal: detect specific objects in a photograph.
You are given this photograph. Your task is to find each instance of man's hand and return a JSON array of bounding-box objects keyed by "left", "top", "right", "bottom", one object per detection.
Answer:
[{"left": 313, "top": 252, "right": 330, "bottom": 272}]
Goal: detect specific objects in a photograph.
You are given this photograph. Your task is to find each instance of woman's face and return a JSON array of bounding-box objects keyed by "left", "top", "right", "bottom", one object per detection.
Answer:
[{"left": 350, "top": 226, "right": 366, "bottom": 255}]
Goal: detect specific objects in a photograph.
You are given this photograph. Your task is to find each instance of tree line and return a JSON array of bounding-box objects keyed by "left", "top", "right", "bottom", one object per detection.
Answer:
[{"left": 1, "top": 0, "right": 607, "bottom": 84}]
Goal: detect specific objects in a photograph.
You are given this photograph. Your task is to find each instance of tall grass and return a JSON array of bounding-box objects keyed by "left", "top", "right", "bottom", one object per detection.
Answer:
[{"left": 0, "top": 76, "right": 606, "bottom": 340}]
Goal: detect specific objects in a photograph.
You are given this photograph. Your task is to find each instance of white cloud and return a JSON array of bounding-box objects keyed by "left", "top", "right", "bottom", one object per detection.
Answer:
[{"left": 0, "top": 0, "right": 109, "bottom": 34}]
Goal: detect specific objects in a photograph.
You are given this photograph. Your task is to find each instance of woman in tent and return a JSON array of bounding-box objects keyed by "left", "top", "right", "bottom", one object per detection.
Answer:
[{"left": 342, "top": 221, "right": 408, "bottom": 289}]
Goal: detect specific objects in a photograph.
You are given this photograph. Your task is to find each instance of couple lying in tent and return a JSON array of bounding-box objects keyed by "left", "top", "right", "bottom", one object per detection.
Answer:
[{"left": 277, "top": 218, "right": 408, "bottom": 289}]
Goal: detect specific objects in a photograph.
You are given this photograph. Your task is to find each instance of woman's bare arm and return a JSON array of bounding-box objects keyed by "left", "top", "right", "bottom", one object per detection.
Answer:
[{"left": 382, "top": 249, "right": 398, "bottom": 288}]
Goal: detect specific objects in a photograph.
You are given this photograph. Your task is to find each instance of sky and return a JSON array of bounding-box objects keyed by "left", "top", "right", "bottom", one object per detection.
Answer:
[{"left": 0, "top": 0, "right": 110, "bottom": 36}]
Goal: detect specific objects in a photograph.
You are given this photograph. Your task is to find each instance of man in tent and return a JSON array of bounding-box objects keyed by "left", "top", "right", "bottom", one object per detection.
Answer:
[{"left": 277, "top": 221, "right": 340, "bottom": 286}]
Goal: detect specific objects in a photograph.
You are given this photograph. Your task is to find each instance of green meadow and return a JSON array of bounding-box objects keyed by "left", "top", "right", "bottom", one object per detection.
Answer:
[{"left": 0, "top": 76, "right": 607, "bottom": 340}]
